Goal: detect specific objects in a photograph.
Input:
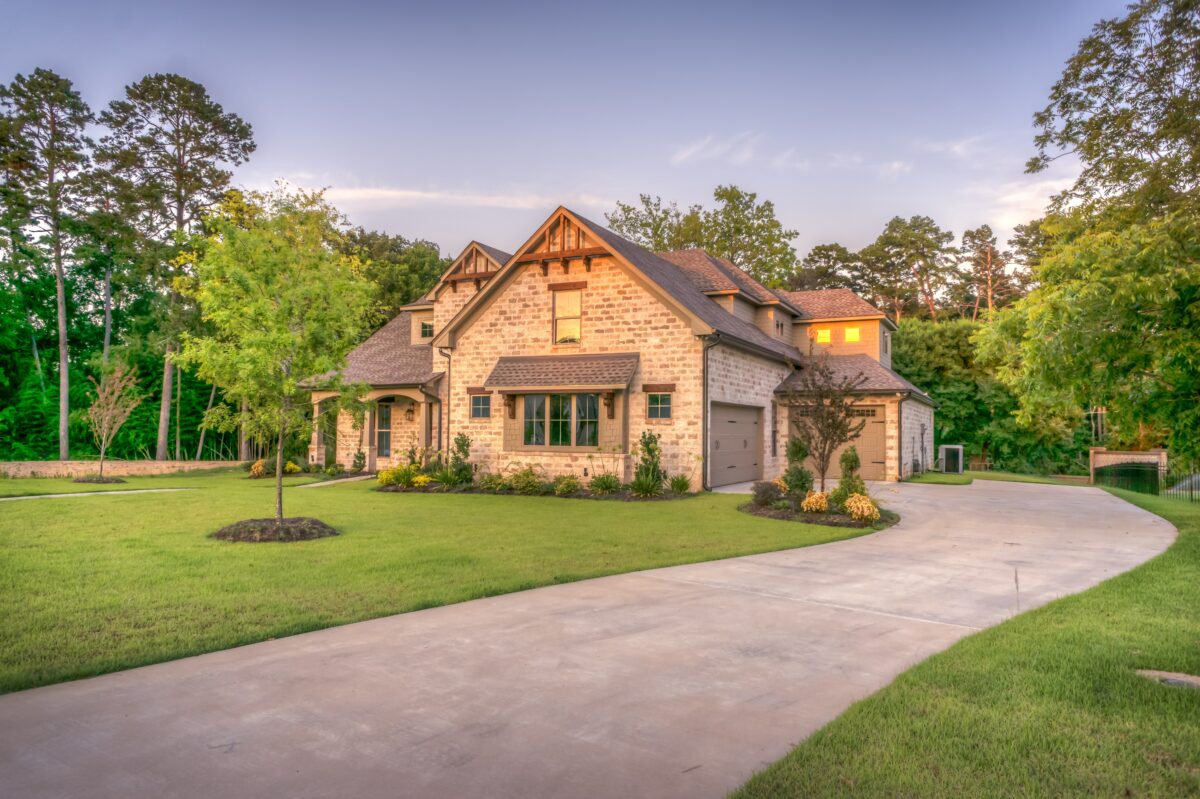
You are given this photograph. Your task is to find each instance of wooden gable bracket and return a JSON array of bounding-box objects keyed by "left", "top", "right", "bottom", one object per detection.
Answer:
[
  {"left": 603, "top": 392, "right": 616, "bottom": 419},
  {"left": 473, "top": 278, "right": 482, "bottom": 290},
  {"left": 505, "top": 394, "right": 516, "bottom": 419},
  {"left": 562, "top": 260, "right": 569, "bottom": 274},
  {"left": 584, "top": 256, "right": 592, "bottom": 273},
  {"left": 540, "top": 263, "right": 549, "bottom": 277}
]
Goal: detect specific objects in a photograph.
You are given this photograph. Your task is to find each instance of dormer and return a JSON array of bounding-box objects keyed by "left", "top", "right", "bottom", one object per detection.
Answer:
[
  {"left": 778, "top": 289, "right": 896, "bottom": 367},
  {"left": 430, "top": 241, "right": 512, "bottom": 334}
]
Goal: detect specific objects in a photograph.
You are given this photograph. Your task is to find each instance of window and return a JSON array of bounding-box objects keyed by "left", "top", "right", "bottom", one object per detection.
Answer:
[
  {"left": 376, "top": 403, "right": 392, "bottom": 457},
  {"left": 470, "top": 395, "right": 490, "bottom": 418},
  {"left": 420, "top": 321, "right": 434, "bottom": 338},
  {"left": 647, "top": 393, "right": 672, "bottom": 419},
  {"left": 775, "top": 320, "right": 785, "bottom": 338},
  {"left": 844, "top": 326, "right": 860, "bottom": 343},
  {"left": 575, "top": 394, "right": 599, "bottom": 446},
  {"left": 521, "top": 392, "right": 600, "bottom": 447},
  {"left": 815, "top": 328, "right": 831, "bottom": 344},
  {"left": 553, "top": 289, "right": 581, "bottom": 344},
  {"left": 523, "top": 395, "right": 546, "bottom": 445},
  {"left": 883, "top": 331, "right": 890, "bottom": 354}
]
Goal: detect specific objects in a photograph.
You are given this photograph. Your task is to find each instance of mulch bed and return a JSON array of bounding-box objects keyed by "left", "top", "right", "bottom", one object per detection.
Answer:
[
  {"left": 739, "top": 502, "right": 900, "bottom": 529},
  {"left": 375, "top": 485, "right": 695, "bottom": 502},
  {"left": 210, "top": 517, "right": 340, "bottom": 543},
  {"left": 71, "top": 476, "right": 127, "bottom": 484}
]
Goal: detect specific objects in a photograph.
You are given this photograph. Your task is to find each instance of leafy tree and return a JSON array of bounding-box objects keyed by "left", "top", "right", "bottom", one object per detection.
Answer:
[
  {"left": 1, "top": 69, "right": 93, "bottom": 459},
  {"left": 86, "top": 360, "right": 143, "bottom": 478},
  {"left": 782, "top": 352, "right": 868, "bottom": 491},
  {"left": 607, "top": 186, "right": 799, "bottom": 286},
  {"left": 788, "top": 243, "right": 862, "bottom": 292},
  {"left": 861, "top": 216, "right": 955, "bottom": 320},
  {"left": 955, "top": 225, "right": 1021, "bottom": 320},
  {"left": 179, "top": 189, "right": 373, "bottom": 525},
  {"left": 1028, "top": 0, "right": 1200, "bottom": 214},
  {"left": 339, "top": 227, "right": 448, "bottom": 324},
  {"left": 97, "top": 73, "right": 255, "bottom": 460}
]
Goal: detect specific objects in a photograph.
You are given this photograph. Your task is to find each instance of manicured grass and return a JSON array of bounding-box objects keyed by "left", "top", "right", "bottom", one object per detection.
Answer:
[
  {"left": 0, "top": 471, "right": 868, "bottom": 694},
  {"left": 0, "top": 467, "right": 321, "bottom": 497},
  {"left": 906, "top": 470, "right": 1076, "bottom": 486},
  {"left": 733, "top": 490, "right": 1200, "bottom": 798}
]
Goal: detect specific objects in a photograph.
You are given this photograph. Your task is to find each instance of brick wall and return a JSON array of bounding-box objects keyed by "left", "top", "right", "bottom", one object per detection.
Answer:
[
  {"left": 0, "top": 460, "right": 238, "bottom": 478},
  {"left": 900, "top": 399, "right": 935, "bottom": 477},
  {"left": 707, "top": 344, "right": 793, "bottom": 484}
]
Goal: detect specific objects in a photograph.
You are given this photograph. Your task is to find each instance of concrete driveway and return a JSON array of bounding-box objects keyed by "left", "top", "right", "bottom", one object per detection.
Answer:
[{"left": 0, "top": 481, "right": 1175, "bottom": 799}]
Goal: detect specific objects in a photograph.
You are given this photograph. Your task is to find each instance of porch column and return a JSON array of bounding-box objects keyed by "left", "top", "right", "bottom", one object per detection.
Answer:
[
  {"left": 364, "top": 407, "right": 376, "bottom": 471},
  {"left": 309, "top": 398, "right": 324, "bottom": 466}
]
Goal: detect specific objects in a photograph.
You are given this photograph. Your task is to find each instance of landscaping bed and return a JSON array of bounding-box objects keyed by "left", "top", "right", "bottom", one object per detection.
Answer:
[
  {"left": 71, "top": 475, "right": 127, "bottom": 484},
  {"left": 740, "top": 501, "right": 899, "bottom": 529},
  {"left": 210, "top": 517, "right": 339, "bottom": 543}
]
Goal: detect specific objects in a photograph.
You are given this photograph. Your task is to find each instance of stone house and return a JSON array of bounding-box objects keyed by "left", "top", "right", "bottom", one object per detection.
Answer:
[{"left": 309, "top": 207, "right": 934, "bottom": 486}]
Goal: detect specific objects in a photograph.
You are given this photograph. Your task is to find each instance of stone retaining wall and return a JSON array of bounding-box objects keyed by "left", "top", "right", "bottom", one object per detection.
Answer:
[{"left": 0, "top": 460, "right": 238, "bottom": 479}]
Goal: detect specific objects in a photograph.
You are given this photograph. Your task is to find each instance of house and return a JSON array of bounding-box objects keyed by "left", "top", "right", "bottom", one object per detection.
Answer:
[{"left": 308, "top": 207, "right": 935, "bottom": 486}]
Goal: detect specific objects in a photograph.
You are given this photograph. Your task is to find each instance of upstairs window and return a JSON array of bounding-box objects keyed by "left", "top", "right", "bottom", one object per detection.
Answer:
[
  {"left": 553, "top": 290, "right": 581, "bottom": 344},
  {"left": 844, "top": 327, "right": 860, "bottom": 343},
  {"left": 884, "top": 331, "right": 890, "bottom": 353},
  {"left": 815, "top": 328, "right": 831, "bottom": 344},
  {"left": 775, "top": 320, "right": 785, "bottom": 338},
  {"left": 420, "top": 321, "right": 434, "bottom": 338}
]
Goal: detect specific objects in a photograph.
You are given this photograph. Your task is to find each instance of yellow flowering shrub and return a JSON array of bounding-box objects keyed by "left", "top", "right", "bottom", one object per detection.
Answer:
[
  {"left": 249, "top": 459, "right": 268, "bottom": 478},
  {"left": 800, "top": 491, "right": 829, "bottom": 513},
  {"left": 413, "top": 474, "right": 432, "bottom": 488},
  {"left": 843, "top": 493, "right": 880, "bottom": 523},
  {"left": 284, "top": 461, "right": 301, "bottom": 474}
]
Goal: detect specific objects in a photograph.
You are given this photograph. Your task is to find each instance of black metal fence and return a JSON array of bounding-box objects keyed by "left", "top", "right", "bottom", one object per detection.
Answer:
[{"left": 1094, "top": 461, "right": 1200, "bottom": 503}]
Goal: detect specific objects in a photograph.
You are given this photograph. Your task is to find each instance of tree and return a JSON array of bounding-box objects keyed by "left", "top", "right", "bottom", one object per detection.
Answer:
[
  {"left": 97, "top": 73, "right": 255, "bottom": 461},
  {"left": 861, "top": 216, "right": 955, "bottom": 320},
  {"left": 782, "top": 352, "right": 868, "bottom": 491},
  {"left": 86, "top": 360, "right": 143, "bottom": 479},
  {"left": 607, "top": 186, "right": 799, "bottom": 286},
  {"left": 179, "top": 189, "right": 373, "bottom": 525},
  {"left": 957, "top": 225, "right": 1020, "bottom": 320},
  {"left": 1028, "top": 0, "right": 1200, "bottom": 214},
  {"left": 787, "top": 243, "right": 862, "bottom": 292},
  {"left": 1, "top": 69, "right": 93, "bottom": 460},
  {"left": 339, "top": 227, "right": 448, "bottom": 324}
]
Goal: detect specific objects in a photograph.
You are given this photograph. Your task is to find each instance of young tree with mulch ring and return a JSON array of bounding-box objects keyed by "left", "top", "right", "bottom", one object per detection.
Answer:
[
  {"left": 180, "top": 188, "right": 372, "bottom": 540},
  {"left": 84, "top": 360, "right": 143, "bottom": 481},
  {"left": 783, "top": 352, "right": 869, "bottom": 491}
]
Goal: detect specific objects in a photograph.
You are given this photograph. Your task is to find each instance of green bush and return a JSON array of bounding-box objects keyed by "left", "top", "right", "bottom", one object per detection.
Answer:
[
  {"left": 351, "top": 449, "right": 366, "bottom": 474},
  {"left": 786, "top": 437, "right": 809, "bottom": 466},
  {"left": 782, "top": 465, "right": 813, "bottom": 497},
  {"left": 449, "top": 433, "right": 473, "bottom": 483},
  {"left": 324, "top": 463, "right": 345, "bottom": 477},
  {"left": 553, "top": 474, "right": 582, "bottom": 496},
  {"left": 477, "top": 472, "right": 510, "bottom": 492},
  {"left": 752, "top": 480, "right": 782, "bottom": 506},
  {"left": 377, "top": 464, "right": 418, "bottom": 488},
  {"left": 588, "top": 472, "right": 621, "bottom": 495},
  {"left": 634, "top": 430, "right": 665, "bottom": 484},
  {"left": 668, "top": 474, "right": 691, "bottom": 494},
  {"left": 431, "top": 466, "right": 466, "bottom": 488},
  {"left": 630, "top": 470, "right": 664, "bottom": 498},
  {"left": 830, "top": 445, "right": 867, "bottom": 510},
  {"left": 509, "top": 466, "right": 549, "bottom": 495}
]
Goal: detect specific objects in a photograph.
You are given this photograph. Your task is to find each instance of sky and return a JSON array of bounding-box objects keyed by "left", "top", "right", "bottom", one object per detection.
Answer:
[{"left": 6, "top": 0, "right": 1125, "bottom": 259}]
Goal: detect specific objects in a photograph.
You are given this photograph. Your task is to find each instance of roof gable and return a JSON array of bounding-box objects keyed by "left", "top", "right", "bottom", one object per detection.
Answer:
[
  {"left": 431, "top": 241, "right": 512, "bottom": 299},
  {"left": 778, "top": 288, "right": 888, "bottom": 323}
]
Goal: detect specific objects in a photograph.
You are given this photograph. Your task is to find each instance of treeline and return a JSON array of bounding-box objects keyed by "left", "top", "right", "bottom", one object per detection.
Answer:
[{"left": 0, "top": 69, "right": 446, "bottom": 462}]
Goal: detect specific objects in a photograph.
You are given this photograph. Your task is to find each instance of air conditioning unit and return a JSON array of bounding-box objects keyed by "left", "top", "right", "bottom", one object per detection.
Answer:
[{"left": 939, "top": 445, "right": 964, "bottom": 474}]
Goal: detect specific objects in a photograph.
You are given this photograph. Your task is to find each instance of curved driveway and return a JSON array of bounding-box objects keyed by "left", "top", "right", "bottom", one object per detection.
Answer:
[{"left": 0, "top": 481, "right": 1176, "bottom": 798}]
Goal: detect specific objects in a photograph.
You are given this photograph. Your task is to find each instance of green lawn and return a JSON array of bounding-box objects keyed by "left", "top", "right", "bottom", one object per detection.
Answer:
[
  {"left": 733, "top": 490, "right": 1200, "bottom": 798},
  {"left": 0, "top": 471, "right": 867, "bottom": 694},
  {"left": 0, "top": 466, "right": 322, "bottom": 497},
  {"left": 907, "top": 470, "right": 1075, "bottom": 486}
]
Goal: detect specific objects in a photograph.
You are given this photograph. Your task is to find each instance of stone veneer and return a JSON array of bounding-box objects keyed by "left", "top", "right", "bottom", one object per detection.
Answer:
[
  {"left": 900, "top": 398, "right": 935, "bottom": 477},
  {"left": 0, "top": 460, "right": 238, "bottom": 478},
  {"left": 706, "top": 344, "right": 792, "bottom": 484}
]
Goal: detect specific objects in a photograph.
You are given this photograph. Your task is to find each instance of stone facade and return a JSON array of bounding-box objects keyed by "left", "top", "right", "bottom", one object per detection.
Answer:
[
  {"left": 0, "top": 460, "right": 237, "bottom": 478},
  {"left": 706, "top": 343, "right": 793, "bottom": 484},
  {"left": 900, "top": 398, "right": 935, "bottom": 477}
]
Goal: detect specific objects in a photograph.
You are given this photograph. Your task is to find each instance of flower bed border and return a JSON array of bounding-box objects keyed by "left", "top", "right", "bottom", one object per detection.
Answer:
[{"left": 738, "top": 501, "right": 901, "bottom": 530}]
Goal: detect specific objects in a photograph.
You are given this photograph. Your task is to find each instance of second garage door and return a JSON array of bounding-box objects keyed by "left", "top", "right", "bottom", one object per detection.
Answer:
[
  {"left": 792, "top": 405, "right": 887, "bottom": 482},
  {"left": 710, "top": 403, "right": 762, "bottom": 487}
]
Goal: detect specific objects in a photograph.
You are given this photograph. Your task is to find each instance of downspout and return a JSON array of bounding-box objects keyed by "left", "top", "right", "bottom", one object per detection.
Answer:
[
  {"left": 700, "top": 332, "right": 722, "bottom": 491},
  {"left": 897, "top": 392, "right": 904, "bottom": 480},
  {"left": 438, "top": 347, "right": 453, "bottom": 455}
]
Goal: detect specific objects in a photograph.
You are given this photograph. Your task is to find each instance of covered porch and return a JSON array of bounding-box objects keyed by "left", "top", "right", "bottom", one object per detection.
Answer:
[{"left": 309, "top": 386, "right": 442, "bottom": 472}]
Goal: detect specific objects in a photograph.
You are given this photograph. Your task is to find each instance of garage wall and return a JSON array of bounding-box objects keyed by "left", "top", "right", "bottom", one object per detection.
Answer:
[
  {"left": 900, "top": 399, "right": 935, "bottom": 477},
  {"left": 707, "top": 344, "right": 792, "bottom": 486},
  {"left": 784, "top": 395, "right": 905, "bottom": 484}
]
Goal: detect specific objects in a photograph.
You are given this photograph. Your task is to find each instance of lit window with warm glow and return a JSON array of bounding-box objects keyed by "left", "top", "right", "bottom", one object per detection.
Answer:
[
  {"left": 844, "top": 327, "right": 860, "bottom": 343},
  {"left": 815, "top": 328, "right": 831, "bottom": 343}
]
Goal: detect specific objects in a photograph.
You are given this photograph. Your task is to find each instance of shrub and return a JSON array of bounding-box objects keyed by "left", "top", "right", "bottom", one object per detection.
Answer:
[
  {"left": 781, "top": 464, "right": 814, "bottom": 506},
  {"left": 509, "top": 466, "right": 548, "bottom": 496},
  {"left": 249, "top": 459, "right": 268, "bottom": 478},
  {"left": 843, "top": 493, "right": 880, "bottom": 523},
  {"left": 377, "top": 464, "right": 418, "bottom": 487},
  {"left": 431, "top": 466, "right": 466, "bottom": 488},
  {"left": 770, "top": 499, "right": 792, "bottom": 511},
  {"left": 284, "top": 461, "right": 301, "bottom": 475},
  {"left": 668, "top": 474, "right": 691, "bottom": 494},
  {"left": 351, "top": 449, "right": 366, "bottom": 474},
  {"left": 477, "top": 472, "right": 510, "bottom": 492},
  {"left": 752, "top": 480, "right": 782, "bottom": 506},
  {"left": 800, "top": 490, "right": 829, "bottom": 513},
  {"left": 630, "top": 469, "right": 664, "bottom": 498},
  {"left": 554, "top": 474, "right": 582, "bottom": 496},
  {"left": 450, "top": 433, "right": 473, "bottom": 483},
  {"left": 634, "top": 430, "right": 665, "bottom": 485},
  {"left": 786, "top": 436, "right": 809, "bottom": 466},
  {"left": 413, "top": 474, "right": 433, "bottom": 488},
  {"left": 588, "top": 472, "right": 621, "bottom": 495},
  {"left": 324, "top": 463, "right": 345, "bottom": 477},
  {"left": 830, "top": 446, "right": 867, "bottom": 509}
]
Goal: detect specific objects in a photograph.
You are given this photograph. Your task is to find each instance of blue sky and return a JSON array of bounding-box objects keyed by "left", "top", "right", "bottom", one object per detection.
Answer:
[{"left": 8, "top": 0, "right": 1123, "bottom": 258}]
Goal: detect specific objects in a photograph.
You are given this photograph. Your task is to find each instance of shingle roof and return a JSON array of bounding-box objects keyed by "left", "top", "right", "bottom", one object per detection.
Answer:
[
  {"left": 570, "top": 213, "right": 804, "bottom": 363},
  {"left": 775, "top": 354, "right": 934, "bottom": 404},
  {"left": 776, "top": 288, "right": 886, "bottom": 320},
  {"left": 657, "top": 249, "right": 777, "bottom": 304},
  {"left": 476, "top": 243, "right": 513, "bottom": 266},
  {"left": 338, "top": 311, "right": 440, "bottom": 386},
  {"left": 485, "top": 353, "right": 640, "bottom": 388}
]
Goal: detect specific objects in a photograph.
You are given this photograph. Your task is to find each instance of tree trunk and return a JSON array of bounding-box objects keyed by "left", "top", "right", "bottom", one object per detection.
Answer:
[
  {"left": 53, "top": 234, "right": 69, "bottom": 460},
  {"left": 275, "top": 417, "right": 285, "bottom": 525},
  {"left": 238, "top": 401, "right": 250, "bottom": 460},
  {"left": 174, "top": 363, "right": 182, "bottom": 459},
  {"left": 195, "top": 383, "right": 217, "bottom": 460},
  {"left": 101, "top": 266, "right": 113, "bottom": 366},
  {"left": 98, "top": 444, "right": 105, "bottom": 479},
  {"left": 155, "top": 347, "right": 173, "bottom": 460}
]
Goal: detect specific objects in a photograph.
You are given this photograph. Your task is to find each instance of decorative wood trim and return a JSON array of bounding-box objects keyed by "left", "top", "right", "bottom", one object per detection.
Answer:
[
  {"left": 641, "top": 383, "right": 676, "bottom": 393},
  {"left": 548, "top": 281, "right": 587, "bottom": 292},
  {"left": 603, "top": 391, "right": 616, "bottom": 419},
  {"left": 504, "top": 395, "right": 516, "bottom": 419},
  {"left": 465, "top": 387, "right": 491, "bottom": 395},
  {"left": 515, "top": 246, "right": 608, "bottom": 264}
]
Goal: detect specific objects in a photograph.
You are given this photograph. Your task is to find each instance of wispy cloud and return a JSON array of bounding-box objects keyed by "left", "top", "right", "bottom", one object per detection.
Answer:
[
  {"left": 914, "top": 135, "right": 987, "bottom": 160},
  {"left": 968, "top": 175, "right": 1076, "bottom": 228},
  {"left": 771, "top": 148, "right": 811, "bottom": 171},
  {"left": 878, "top": 160, "right": 913, "bottom": 178},
  {"left": 314, "top": 186, "right": 614, "bottom": 211},
  {"left": 671, "top": 131, "right": 763, "bottom": 166}
]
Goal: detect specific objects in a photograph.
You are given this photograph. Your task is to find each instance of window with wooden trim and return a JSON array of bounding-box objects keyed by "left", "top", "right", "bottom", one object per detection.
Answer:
[
  {"left": 647, "top": 393, "right": 672, "bottom": 419},
  {"left": 844, "top": 326, "right": 860, "bottom": 343},
  {"left": 376, "top": 402, "right": 392, "bottom": 457},
  {"left": 420, "top": 321, "right": 434, "bottom": 338},
  {"left": 553, "top": 289, "right": 581, "bottom": 344},
  {"left": 522, "top": 392, "right": 600, "bottom": 447},
  {"left": 575, "top": 394, "right": 599, "bottom": 446},
  {"left": 523, "top": 395, "right": 546, "bottom": 445},
  {"left": 470, "top": 395, "right": 490, "bottom": 418},
  {"left": 815, "top": 328, "right": 831, "bottom": 343}
]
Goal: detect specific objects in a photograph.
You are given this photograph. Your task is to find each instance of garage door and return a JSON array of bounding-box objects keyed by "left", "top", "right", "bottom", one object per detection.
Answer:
[
  {"left": 792, "top": 405, "right": 887, "bottom": 482},
  {"left": 710, "top": 403, "right": 762, "bottom": 487}
]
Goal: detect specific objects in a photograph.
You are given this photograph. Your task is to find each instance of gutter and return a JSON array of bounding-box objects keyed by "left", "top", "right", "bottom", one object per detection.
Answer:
[
  {"left": 438, "top": 347, "right": 453, "bottom": 452},
  {"left": 700, "top": 332, "right": 722, "bottom": 491}
]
